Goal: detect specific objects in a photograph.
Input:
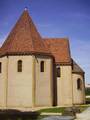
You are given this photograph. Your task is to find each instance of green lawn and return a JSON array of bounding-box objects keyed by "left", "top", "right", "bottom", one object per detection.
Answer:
[
  {"left": 38, "top": 107, "right": 65, "bottom": 113},
  {"left": 0, "top": 105, "right": 89, "bottom": 120},
  {"left": 37, "top": 105, "right": 89, "bottom": 114}
]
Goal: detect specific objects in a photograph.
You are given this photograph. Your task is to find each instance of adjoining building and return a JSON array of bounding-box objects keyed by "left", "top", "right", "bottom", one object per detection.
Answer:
[{"left": 0, "top": 9, "right": 85, "bottom": 110}]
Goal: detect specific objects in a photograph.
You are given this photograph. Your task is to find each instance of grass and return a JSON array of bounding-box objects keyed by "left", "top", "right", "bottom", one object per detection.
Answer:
[
  {"left": 37, "top": 107, "right": 65, "bottom": 113},
  {"left": 37, "top": 105, "right": 90, "bottom": 114},
  {"left": 0, "top": 105, "right": 89, "bottom": 120}
]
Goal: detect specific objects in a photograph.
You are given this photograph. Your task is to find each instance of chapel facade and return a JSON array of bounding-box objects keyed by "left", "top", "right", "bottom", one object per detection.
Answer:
[{"left": 0, "top": 9, "right": 85, "bottom": 110}]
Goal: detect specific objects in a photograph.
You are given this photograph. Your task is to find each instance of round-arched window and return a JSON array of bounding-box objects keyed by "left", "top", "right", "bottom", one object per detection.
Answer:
[
  {"left": 0, "top": 62, "right": 2, "bottom": 73},
  {"left": 40, "top": 61, "right": 44, "bottom": 72},
  {"left": 77, "top": 78, "right": 82, "bottom": 90},
  {"left": 56, "top": 67, "right": 61, "bottom": 77},
  {"left": 17, "top": 60, "right": 22, "bottom": 72}
]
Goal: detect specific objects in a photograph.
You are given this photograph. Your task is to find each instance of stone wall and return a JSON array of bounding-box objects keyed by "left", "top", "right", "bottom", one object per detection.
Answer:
[
  {"left": 72, "top": 73, "right": 85, "bottom": 104},
  {"left": 0, "top": 57, "right": 7, "bottom": 108},
  {"left": 7, "top": 56, "right": 33, "bottom": 108},
  {"left": 35, "top": 56, "right": 53, "bottom": 106},
  {"left": 57, "top": 65, "right": 73, "bottom": 106},
  {"left": 0, "top": 55, "right": 85, "bottom": 110}
]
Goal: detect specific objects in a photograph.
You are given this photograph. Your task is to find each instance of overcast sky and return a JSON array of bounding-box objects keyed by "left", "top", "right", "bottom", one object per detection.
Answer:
[{"left": 0, "top": 0, "right": 90, "bottom": 84}]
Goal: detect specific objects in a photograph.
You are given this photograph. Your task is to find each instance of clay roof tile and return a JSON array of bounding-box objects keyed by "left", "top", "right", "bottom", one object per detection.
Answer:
[
  {"left": 72, "top": 59, "right": 84, "bottom": 73},
  {"left": 0, "top": 10, "right": 51, "bottom": 56},
  {"left": 43, "top": 38, "right": 71, "bottom": 64}
]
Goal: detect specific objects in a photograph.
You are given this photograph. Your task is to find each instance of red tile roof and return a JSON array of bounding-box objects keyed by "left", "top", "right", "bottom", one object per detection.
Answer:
[
  {"left": 72, "top": 59, "right": 84, "bottom": 73},
  {"left": 0, "top": 10, "right": 51, "bottom": 56},
  {"left": 43, "top": 38, "right": 71, "bottom": 64},
  {"left": 0, "top": 10, "right": 71, "bottom": 64}
]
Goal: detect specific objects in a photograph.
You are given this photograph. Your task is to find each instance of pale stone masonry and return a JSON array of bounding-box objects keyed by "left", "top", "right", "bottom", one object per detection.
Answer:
[{"left": 0, "top": 9, "right": 85, "bottom": 110}]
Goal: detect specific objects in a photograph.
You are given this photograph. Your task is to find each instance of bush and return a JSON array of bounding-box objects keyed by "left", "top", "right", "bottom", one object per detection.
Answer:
[{"left": 85, "top": 88, "right": 90, "bottom": 96}]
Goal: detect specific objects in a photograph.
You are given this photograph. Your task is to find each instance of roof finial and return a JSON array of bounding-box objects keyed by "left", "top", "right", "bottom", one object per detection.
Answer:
[{"left": 24, "top": 7, "right": 28, "bottom": 11}]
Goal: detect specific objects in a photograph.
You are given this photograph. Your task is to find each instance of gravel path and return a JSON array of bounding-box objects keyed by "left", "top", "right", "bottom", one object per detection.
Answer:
[
  {"left": 76, "top": 107, "right": 90, "bottom": 120},
  {"left": 41, "top": 116, "right": 75, "bottom": 120}
]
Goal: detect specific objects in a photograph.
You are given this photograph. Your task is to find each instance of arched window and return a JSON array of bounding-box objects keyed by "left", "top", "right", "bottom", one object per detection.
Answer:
[
  {"left": 0, "top": 62, "right": 2, "bottom": 73},
  {"left": 77, "top": 78, "right": 82, "bottom": 90},
  {"left": 57, "top": 67, "right": 61, "bottom": 77},
  {"left": 40, "top": 61, "right": 44, "bottom": 72},
  {"left": 17, "top": 60, "right": 22, "bottom": 72}
]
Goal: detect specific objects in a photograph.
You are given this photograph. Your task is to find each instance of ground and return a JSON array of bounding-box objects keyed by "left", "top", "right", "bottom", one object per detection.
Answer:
[
  {"left": 0, "top": 105, "right": 89, "bottom": 120},
  {"left": 0, "top": 92, "right": 89, "bottom": 120}
]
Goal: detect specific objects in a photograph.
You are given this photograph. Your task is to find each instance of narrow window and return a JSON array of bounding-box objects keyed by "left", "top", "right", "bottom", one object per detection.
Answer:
[
  {"left": 17, "top": 60, "right": 22, "bottom": 72},
  {"left": 77, "top": 79, "right": 82, "bottom": 90},
  {"left": 71, "top": 59, "right": 74, "bottom": 70},
  {"left": 40, "top": 61, "right": 44, "bottom": 72},
  {"left": 57, "top": 67, "right": 60, "bottom": 77},
  {"left": 0, "top": 62, "right": 2, "bottom": 73}
]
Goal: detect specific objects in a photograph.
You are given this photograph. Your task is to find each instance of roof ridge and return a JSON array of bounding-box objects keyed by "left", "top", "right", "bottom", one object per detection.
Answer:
[
  {"left": 26, "top": 11, "right": 35, "bottom": 51},
  {"left": 25, "top": 10, "right": 49, "bottom": 53}
]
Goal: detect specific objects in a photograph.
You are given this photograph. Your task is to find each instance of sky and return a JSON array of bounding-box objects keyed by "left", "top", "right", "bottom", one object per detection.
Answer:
[{"left": 0, "top": 0, "right": 90, "bottom": 84}]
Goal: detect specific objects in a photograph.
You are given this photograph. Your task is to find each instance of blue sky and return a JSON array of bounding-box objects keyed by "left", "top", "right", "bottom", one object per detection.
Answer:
[{"left": 0, "top": 0, "right": 90, "bottom": 84}]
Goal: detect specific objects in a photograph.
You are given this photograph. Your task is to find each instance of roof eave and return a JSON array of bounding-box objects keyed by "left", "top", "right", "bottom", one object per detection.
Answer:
[
  {"left": 55, "top": 61, "right": 71, "bottom": 65},
  {"left": 0, "top": 51, "right": 53, "bottom": 58}
]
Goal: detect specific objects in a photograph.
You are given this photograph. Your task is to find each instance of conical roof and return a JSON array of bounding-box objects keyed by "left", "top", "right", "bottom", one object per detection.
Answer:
[{"left": 0, "top": 9, "right": 51, "bottom": 56}]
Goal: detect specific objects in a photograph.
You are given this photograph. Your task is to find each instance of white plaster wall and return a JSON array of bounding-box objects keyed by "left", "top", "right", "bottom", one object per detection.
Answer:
[
  {"left": 0, "top": 57, "right": 7, "bottom": 108},
  {"left": 72, "top": 73, "right": 85, "bottom": 104},
  {"left": 57, "top": 66, "right": 73, "bottom": 106},
  {"left": 7, "top": 56, "right": 33, "bottom": 108},
  {"left": 35, "top": 57, "right": 53, "bottom": 106}
]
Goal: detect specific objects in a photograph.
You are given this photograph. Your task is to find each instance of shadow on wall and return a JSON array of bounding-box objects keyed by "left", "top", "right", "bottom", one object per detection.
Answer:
[
  {"left": 0, "top": 109, "right": 40, "bottom": 120},
  {"left": 53, "top": 64, "right": 57, "bottom": 106}
]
